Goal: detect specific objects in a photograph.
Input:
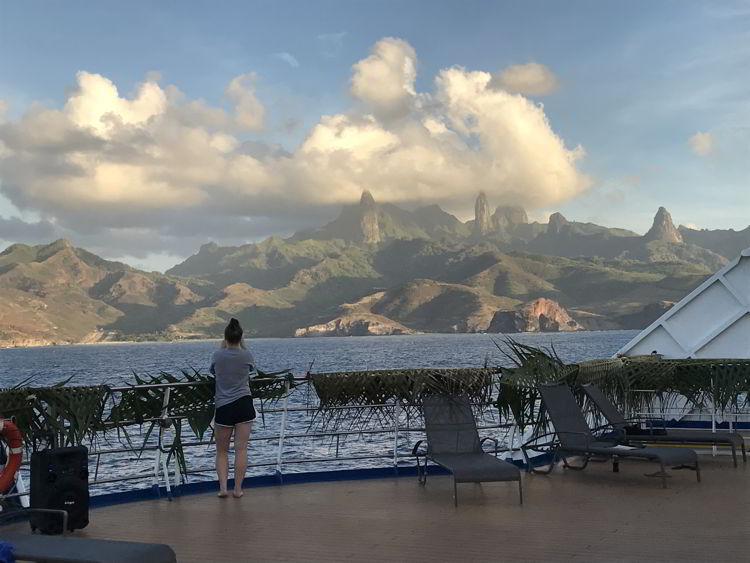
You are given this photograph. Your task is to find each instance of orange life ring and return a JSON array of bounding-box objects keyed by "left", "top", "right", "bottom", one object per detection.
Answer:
[{"left": 0, "top": 418, "right": 23, "bottom": 494}]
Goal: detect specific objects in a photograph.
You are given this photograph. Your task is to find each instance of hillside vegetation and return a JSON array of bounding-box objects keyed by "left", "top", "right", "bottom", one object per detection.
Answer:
[{"left": 2, "top": 191, "right": 741, "bottom": 345}]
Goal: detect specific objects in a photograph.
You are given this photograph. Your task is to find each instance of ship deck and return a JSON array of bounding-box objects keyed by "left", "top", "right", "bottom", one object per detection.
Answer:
[{"left": 4, "top": 454, "right": 750, "bottom": 562}]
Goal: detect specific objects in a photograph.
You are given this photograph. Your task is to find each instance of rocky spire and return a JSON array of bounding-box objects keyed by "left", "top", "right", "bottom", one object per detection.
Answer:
[
  {"left": 359, "top": 190, "right": 380, "bottom": 244},
  {"left": 644, "top": 207, "right": 683, "bottom": 243},
  {"left": 547, "top": 212, "right": 570, "bottom": 234},
  {"left": 473, "top": 191, "right": 492, "bottom": 237}
]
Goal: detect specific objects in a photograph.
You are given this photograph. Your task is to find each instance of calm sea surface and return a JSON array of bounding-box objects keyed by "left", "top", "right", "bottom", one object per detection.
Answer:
[
  {"left": 0, "top": 331, "right": 637, "bottom": 494},
  {"left": 0, "top": 331, "right": 637, "bottom": 388}
]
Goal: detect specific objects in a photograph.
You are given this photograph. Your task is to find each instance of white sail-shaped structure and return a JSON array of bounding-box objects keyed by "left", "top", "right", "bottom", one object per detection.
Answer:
[{"left": 617, "top": 248, "right": 750, "bottom": 359}]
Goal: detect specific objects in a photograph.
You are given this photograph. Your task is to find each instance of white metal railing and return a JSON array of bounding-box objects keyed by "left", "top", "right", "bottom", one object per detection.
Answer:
[
  {"left": 5, "top": 376, "right": 514, "bottom": 500},
  {"left": 8, "top": 379, "right": 745, "bottom": 503}
]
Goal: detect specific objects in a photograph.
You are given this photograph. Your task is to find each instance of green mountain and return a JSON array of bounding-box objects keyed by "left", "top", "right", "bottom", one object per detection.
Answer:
[{"left": 1, "top": 192, "right": 745, "bottom": 345}]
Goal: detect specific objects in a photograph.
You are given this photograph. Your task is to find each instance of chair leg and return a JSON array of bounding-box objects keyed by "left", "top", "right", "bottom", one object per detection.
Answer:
[
  {"left": 453, "top": 477, "right": 458, "bottom": 507},
  {"left": 661, "top": 461, "right": 667, "bottom": 489},
  {"left": 529, "top": 447, "right": 558, "bottom": 475},
  {"left": 731, "top": 444, "right": 737, "bottom": 468},
  {"left": 742, "top": 444, "right": 746, "bottom": 463},
  {"left": 562, "top": 454, "right": 589, "bottom": 471},
  {"left": 518, "top": 479, "right": 523, "bottom": 505},
  {"left": 695, "top": 459, "right": 701, "bottom": 483}
]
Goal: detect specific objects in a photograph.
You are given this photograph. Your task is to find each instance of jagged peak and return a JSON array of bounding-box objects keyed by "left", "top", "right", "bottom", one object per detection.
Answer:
[
  {"left": 199, "top": 241, "right": 219, "bottom": 252},
  {"left": 547, "top": 212, "right": 570, "bottom": 233},
  {"left": 47, "top": 238, "right": 74, "bottom": 249},
  {"left": 359, "top": 191, "right": 380, "bottom": 243},
  {"left": 35, "top": 238, "right": 76, "bottom": 261},
  {"left": 360, "top": 190, "right": 376, "bottom": 208},
  {"left": 644, "top": 206, "right": 683, "bottom": 243},
  {"left": 474, "top": 191, "right": 492, "bottom": 236}
]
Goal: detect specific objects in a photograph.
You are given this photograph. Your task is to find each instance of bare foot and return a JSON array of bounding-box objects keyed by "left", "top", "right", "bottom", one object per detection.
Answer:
[
  {"left": 217, "top": 490, "right": 228, "bottom": 498},
  {"left": 232, "top": 490, "right": 244, "bottom": 498}
]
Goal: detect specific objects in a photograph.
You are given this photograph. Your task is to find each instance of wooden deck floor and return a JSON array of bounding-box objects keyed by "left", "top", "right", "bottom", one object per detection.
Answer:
[{"left": 5, "top": 456, "right": 750, "bottom": 562}]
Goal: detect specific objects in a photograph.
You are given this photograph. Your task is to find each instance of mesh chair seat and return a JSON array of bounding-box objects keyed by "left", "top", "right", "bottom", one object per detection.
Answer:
[
  {"left": 430, "top": 453, "right": 520, "bottom": 483},
  {"left": 585, "top": 442, "right": 697, "bottom": 466}
]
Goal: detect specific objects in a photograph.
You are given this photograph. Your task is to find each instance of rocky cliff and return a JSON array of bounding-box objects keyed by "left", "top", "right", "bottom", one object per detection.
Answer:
[
  {"left": 294, "top": 315, "right": 415, "bottom": 337},
  {"left": 488, "top": 298, "right": 583, "bottom": 333}
]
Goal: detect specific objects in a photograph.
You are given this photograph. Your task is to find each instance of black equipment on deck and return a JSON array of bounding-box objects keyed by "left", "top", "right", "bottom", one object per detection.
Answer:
[{"left": 30, "top": 446, "right": 89, "bottom": 534}]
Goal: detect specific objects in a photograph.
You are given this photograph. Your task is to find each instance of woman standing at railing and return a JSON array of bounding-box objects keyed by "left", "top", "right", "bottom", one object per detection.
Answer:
[{"left": 210, "top": 318, "right": 256, "bottom": 498}]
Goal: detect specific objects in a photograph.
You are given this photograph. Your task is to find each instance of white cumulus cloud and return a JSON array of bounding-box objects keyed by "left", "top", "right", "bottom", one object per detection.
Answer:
[
  {"left": 490, "top": 62, "right": 559, "bottom": 95},
  {"left": 0, "top": 37, "right": 590, "bottom": 259},
  {"left": 351, "top": 37, "right": 417, "bottom": 118},
  {"left": 226, "top": 73, "right": 265, "bottom": 131},
  {"left": 688, "top": 131, "right": 714, "bottom": 156}
]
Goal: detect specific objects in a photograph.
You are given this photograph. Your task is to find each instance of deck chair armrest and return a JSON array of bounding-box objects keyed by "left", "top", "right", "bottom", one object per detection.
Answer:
[
  {"left": 411, "top": 439, "right": 427, "bottom": 457},
  {"left": 521, "top": 431, "right": 559, "bottom": 471},
  {"left": 480, "top": 436, "right": 499, "bottom": 456},
  {"left": 521, "top": 431, "right": 558, "bottom": 451}
]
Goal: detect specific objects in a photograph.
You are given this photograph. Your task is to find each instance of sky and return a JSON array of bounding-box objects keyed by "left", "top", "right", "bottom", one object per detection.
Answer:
[{"left": 1, "top": 0, "right": 749, "bottom": 272}]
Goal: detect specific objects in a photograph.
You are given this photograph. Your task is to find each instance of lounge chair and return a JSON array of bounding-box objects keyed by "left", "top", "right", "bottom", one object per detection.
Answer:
[
  {"left": 0, "top": 508, "right": 176, "bottom": 562},
  {"left": 413, "top": 394, "right": 522, "bottom": 506},
  {"left": 2, "top": 532, "right": 176, "bottom": 563},
  {"left": 523, "top": 383, "right": 700, "bottom": 488},
  {"left": 582, "top": 383, "right": 746, "bottom": 467}
]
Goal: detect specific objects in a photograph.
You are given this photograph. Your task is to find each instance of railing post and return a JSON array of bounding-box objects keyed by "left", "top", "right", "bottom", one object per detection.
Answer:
[
  {"left": 173, "top": 417, "right": 182, "bottom": 493},
  {"left": 152, "top": 445, "right": 162, "bottom": 496},
  {"left": 13, "top": 469, "right": 29, "bottom": 508},
  {"left": 152, "top": 386, "right": 172, "bottom": 498},
  {"left": 393, "top": 399, "right": 401, "bottom": 471},
  {"left": 506, "top": 423, "right": 517, "bottom": 462},
  {"left": 711, "top": 378, "right": 717, "bottom": 456},
  {"left": 275, "top": 379, "right": 290, "bottom": 483}
]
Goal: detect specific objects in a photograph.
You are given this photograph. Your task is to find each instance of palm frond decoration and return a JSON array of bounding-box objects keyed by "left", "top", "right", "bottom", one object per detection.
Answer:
[
  {"left": 0, "top": 385, "right": 110, "bottom": 450},
  {"left": 495, "top": 338, "right": 750, "bottom": 437},
  {"left": 310, "top": 368, "right": 498, "bottom": 431},
  {"left": 0, "top": 367, "right": 297, "bottom": 480}
]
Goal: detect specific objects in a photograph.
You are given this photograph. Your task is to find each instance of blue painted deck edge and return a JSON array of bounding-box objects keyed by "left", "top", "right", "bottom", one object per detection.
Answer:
[{"left": 89, "top": 456, "right": 531, "bottom": 509}]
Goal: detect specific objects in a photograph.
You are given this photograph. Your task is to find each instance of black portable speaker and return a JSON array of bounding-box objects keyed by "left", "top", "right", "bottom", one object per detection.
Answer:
[{"left": 30, "top": 446, "right": 89, "bottom": 534}]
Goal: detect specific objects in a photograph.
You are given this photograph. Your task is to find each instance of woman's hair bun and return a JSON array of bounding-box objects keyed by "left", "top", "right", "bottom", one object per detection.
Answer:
[{"left": 224, "top": 317, "right": 244, "bottom": 344}]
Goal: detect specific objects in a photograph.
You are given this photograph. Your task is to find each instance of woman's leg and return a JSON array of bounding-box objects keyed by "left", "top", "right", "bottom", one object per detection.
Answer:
[
  {"left": 232, "top": 422, "right": 252, "bottom": 497},
  {"left": 215, "top": 425, "right": 233, "bottom": 497}
]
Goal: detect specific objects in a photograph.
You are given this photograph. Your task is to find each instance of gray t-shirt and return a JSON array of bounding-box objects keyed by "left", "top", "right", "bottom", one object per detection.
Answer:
[{"left": 210, "top": 348, "right": 255, "bottom": 408}]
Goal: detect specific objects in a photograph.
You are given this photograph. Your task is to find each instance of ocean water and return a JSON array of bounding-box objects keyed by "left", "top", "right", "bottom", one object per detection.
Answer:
[
  {"left": 0, "top": 330, "right": 637, "bottom": 388},
  {"left": 0, "top": 331, "right": 638, "bottom": 494}
]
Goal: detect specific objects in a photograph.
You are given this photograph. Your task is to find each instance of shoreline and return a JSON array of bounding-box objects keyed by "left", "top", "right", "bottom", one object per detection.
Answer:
[{"left": 0, "top": 329, "right": 638, "bottom": 350}]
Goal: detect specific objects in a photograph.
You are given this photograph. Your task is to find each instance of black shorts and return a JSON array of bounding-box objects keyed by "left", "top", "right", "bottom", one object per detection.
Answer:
[{"left": 215, "top": 396, "right": 256, "bottom": 427}]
